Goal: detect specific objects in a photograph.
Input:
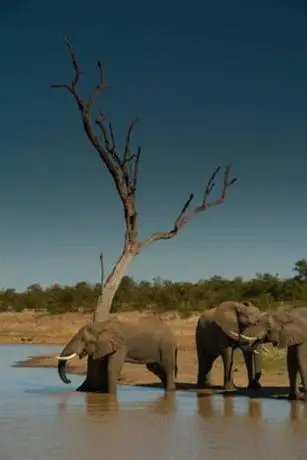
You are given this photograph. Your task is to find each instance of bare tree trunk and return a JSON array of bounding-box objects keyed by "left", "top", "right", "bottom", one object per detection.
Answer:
[
  {"left": 93, "top": 249, "right": 136, "bottom": 322},
  {"left": 78, "top": 248, "right": 136, "bottom": 392}
]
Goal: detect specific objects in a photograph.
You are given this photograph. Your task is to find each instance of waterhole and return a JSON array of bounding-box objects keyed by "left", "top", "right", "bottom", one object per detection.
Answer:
[{"left": 0, "top": 344, "right": 307, "bottom": 459}]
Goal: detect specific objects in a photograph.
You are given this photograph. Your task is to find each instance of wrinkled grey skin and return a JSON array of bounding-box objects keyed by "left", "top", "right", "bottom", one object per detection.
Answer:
[
  {"left": 195, "top": 301, "right": 263, "bottom": 390},
  {"left": 243, "top": 306, "right": 307, "bottom": 400},
  {"left": 57, "top": 316, "right": 177, "bottom": 393}
]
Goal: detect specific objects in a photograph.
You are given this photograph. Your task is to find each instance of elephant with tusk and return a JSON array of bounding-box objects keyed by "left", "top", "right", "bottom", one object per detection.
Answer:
[
  {"left": 195, "top": 300, "right": 265, "bottom": 390},
  {"left": 56, "top": 316, "right": 178, "bottom": 393},
  {"left": 240, "top": 305, "right": 307, "bottom": 401}
]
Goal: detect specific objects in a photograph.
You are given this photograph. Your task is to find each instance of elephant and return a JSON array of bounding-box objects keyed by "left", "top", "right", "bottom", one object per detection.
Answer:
[
  {"left": 195, "top": 300, "right": 264, "bottom": 390},
  {"left": 241, "top": 306, "right": 307, "bottom": 401},
  {"left": 56, "top": 316, "right": 178, "bottom": 394}
]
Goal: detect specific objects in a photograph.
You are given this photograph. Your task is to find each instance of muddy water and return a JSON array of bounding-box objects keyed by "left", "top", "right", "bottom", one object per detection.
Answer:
[{"left": 1, "top": 345, "right": 307, "bottom": 460}]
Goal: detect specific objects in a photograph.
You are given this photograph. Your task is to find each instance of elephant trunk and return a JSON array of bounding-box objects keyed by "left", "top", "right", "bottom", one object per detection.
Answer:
[
  {"left": 57, "top": 358, "right": 72, "bottom": 384},
  {"left": 56, "top": 331, "right": 85, "bottom": 384},
  {"left": 56, "top": 351, "right": 78, "bottom": 384}
]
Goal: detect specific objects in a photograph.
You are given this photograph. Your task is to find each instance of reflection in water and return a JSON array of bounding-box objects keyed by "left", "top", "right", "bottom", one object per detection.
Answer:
[
  {"left": 84, "top": 392, "right": 120, "bottom": 418},
  {"left": 56, "top": 390, "right": 177, "bottom": 420},
  {"left": 196, "top": 393, "right": 262, "bottom": 420},
  {"left": 289, "top": 400, "right": 307, "bottom": 421},
  {"left": 247, "top": 398, "right": 262, "bottom": 419},
  {"left": 2, "top": 344, "right": 307, "bottom": 459}
]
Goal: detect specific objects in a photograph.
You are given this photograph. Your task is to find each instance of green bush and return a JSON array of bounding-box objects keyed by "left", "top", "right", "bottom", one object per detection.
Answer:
[{"left": 2, "top": 259, "right": 307, "bottom": 314}]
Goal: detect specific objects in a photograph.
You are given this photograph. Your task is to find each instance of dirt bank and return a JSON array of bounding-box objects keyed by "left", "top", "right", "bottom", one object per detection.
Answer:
[{"left": 1, "top": 310, "right": 289, "bottom": 388}]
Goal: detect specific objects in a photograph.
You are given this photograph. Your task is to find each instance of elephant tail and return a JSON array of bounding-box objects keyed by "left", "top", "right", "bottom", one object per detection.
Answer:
[{"left": 174, "top": 347, "right": 178, "bottom": 379}]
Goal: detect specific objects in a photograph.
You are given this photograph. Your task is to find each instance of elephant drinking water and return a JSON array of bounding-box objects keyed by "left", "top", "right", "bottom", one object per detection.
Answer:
[
  {"left": 240, "top": 306, "right": 307, "bottom": 400},
  {"left": 56, "top": 316, "right": 178, "bottom": 393}
]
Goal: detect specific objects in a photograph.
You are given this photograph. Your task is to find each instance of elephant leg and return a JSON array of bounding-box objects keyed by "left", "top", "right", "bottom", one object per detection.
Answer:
[
  {"left": 77, "top": 357, "right": 109, "bottom": 393},
  {"left": 296, "top": 342, "right": 307, "bottom": 401},
  {"left": 160, "top": 348, "right": 177, "bottom": 392},
  {"left": 107, "top": 348, "right": 126, "bottom": 394},
  {"left": 221, "top": 347, "right": 235, "bottom": 390},
  {"left": 146, "top": 362, "right": 167, "bottom": 388},
  {"left": 164, "top": 372, "right": 176, "bottom": 392},
  {"left": 242, "top": 347, "right": 262, "bottom": 390},
  {"left": 287, "top": 345, "right": 299, "bottom": 400},
  {"left": 197, "top": 348, "right": 216, "bottom": 388}
]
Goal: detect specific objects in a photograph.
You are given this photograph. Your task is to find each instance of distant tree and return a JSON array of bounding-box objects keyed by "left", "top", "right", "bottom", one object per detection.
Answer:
[
  {"left": 2, "top": 266, "right": 307, "bottom": 315},
  {"left": 293, "top": 259, "right": 307, "bottom": 281},
  {"left": 51, "top": 39, "right": 237, "bottom": 392},
  {"left": 23, "top": 283, "right": 45, "bottom": 310}
]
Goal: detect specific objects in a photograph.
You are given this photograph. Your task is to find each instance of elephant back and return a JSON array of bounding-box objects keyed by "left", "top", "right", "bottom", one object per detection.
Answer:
[
  {"left": 134, "top": 316, "right": 177, "bottom": 347},
  {"left": 197, "top": 308, "right": 216, "bottom": 327}
]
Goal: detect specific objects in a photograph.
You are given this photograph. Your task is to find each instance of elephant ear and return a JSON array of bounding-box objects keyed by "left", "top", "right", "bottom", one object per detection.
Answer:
[
  {"left": 82, "top": 324, "right": 97, "bottom": 343},
  {"left": 91, "top": 331, "right": 122, "bottom": 359},
  {"left": 270, "top": 311, "right": 307, "bottom": 348},
  {"left": 82, "top": 324, "right": 123, "bottom": 360},
  {"left": 277, "top": 320, "right": 307, "bottom": 348},
  {"left": 93, "top": 322, "right": 126, "bottom": 360},
  {"left": 213, "top": 301, "right": 242, "bottom": 335}
]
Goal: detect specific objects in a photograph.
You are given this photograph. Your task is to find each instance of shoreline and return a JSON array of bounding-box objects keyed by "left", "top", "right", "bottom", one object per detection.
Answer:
[
  {"left": 0, "top": 310, "right": 289, "bottom": 389},
  {"left": 0, "top": 338, "right": 66, "bottom": 346}
]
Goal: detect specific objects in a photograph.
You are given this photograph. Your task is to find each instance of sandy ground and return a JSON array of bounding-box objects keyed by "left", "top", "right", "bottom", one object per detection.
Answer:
[{"left": 0, "top": 310, "right": 289, "bottom": 389}]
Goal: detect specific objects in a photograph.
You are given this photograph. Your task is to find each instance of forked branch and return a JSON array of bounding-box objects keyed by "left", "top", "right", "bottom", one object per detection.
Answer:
[
  {"left": 52, "top": 40, "right": 237, "bottom": 258},
  {"left": 139, "top": 164, "right": 237, "bottom": 249},
  {"left": 51, "top": 39, "right": 140, "bottom": 245}
]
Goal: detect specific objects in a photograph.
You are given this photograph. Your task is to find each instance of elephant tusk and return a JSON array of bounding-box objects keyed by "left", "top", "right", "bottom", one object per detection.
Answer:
[
  {"left": 253, "top": 346, "right": 269, "bottom": 355},
  {"left": 229, "top": 330, "right": 257, "bottom": 342},
  {"left": 240, "top": 333, "right": 257, "bottom": 341},
  {"left": 229, "top": 330, "right": 240, "bottom": 339},
  {"left": 56, "top": 353, "right": 77, "bottom": 361}
]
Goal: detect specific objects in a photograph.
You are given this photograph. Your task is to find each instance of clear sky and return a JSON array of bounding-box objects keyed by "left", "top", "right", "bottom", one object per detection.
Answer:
[{"left": 0, "top": 0, "right": 307, "bottom": 291}]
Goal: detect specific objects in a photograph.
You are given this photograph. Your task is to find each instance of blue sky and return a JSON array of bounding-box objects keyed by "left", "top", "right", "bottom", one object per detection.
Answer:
[{"left": 0, "top": 0, "right": 307, "bottom": 290}]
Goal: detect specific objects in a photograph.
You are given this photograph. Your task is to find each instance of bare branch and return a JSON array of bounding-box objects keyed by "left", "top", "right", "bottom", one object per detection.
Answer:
[
  {"left": 203, "top": 166, "right": 221, "bottom": 204},
  {"left": 51, "top": 40, "right": 142, "bottom": 245},
  {"left": 64, "top": 38, "right": 81, "bottom": 87},
  {"left": 139, "top": 164, "right": 237, "bottom": 249},
  {"left": 123, "top": 118, "right": 139, "bottom": 164},
  {"left": 87, "top": 60, "right": 106, "bottom": 110},
  {"left": 51, "top": 38, "right": 85, "bottom": 110},
  {"left": 99, "top": 252, "right": 104, "bottom": 296},
  {"left": 173, "top": 193, "right": 195, "bottom": 228},
  {"left": 108, "top": 122, "right": 116, "bottom": 153},
  {"left": 131, "top": 147, "right": 141, "bottom": 193},
  {"left": 95, "top": 113, "right": 122, "bottom": 166}
]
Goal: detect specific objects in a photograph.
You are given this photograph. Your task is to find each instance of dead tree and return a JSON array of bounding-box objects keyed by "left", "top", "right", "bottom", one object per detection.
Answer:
[{"left": 51, "top": 39, "right": 237, "bottom": 392}]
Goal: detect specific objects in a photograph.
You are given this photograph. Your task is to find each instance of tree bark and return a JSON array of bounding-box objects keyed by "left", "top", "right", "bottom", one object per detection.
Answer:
[
  {"left": 77, "top": 247, "right": 136, "bottom": 392},
  {"left": 93, "top": 248, "right": 136, "bottom": 322}
]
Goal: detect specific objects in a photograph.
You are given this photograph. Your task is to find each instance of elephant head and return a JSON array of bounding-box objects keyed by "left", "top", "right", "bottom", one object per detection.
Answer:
[
  {"left": 212, "top": 300, "right": 263, "bottom": 345},
  {"left": 244, "top": 308, "right": 307, "bottom": 349},
  {"left": 56, "top": 320, "right": 124, "bottom": 384}
]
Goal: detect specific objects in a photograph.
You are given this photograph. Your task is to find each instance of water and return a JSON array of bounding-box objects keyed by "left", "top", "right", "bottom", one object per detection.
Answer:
[{"left": 1, "top": 345, "right": 307, "bottom": 460}]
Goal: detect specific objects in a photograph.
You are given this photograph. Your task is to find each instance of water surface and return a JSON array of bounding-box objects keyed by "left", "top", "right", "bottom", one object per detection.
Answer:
[{"left": 1, "top": 344, "right": 307, "bottom": 459}]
